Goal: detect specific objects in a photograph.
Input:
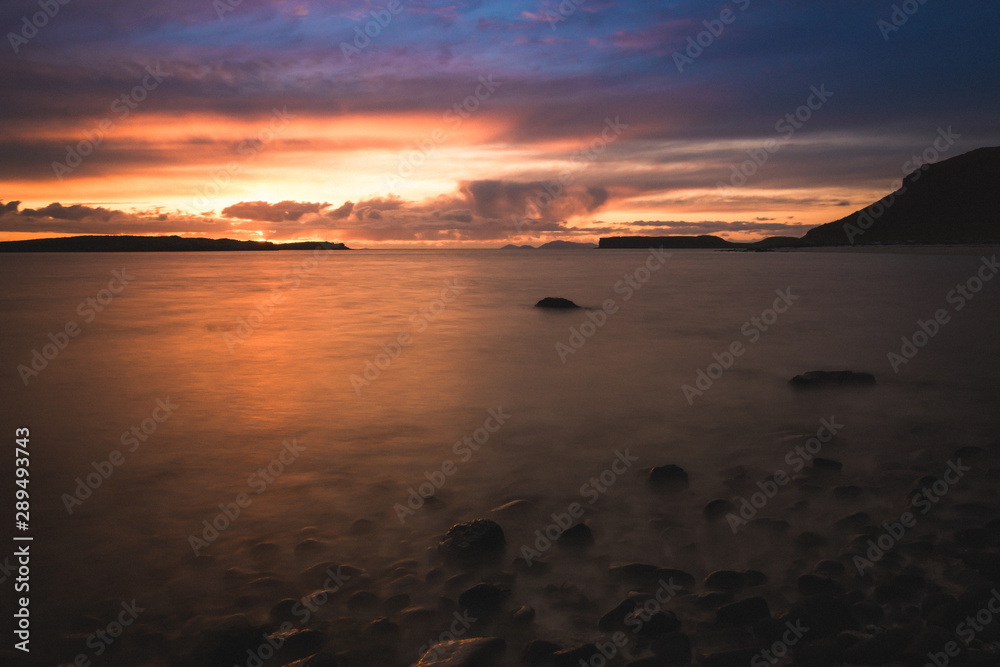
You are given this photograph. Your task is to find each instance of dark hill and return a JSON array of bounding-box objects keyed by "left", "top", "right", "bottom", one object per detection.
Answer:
[{"left": 801, "top": 146, "right": 1000, "bottom": 245}]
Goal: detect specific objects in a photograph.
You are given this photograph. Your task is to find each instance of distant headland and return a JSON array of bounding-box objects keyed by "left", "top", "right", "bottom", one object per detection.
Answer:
[
  {"left": 0, "top": 235, "right": 349, "bottom": 252},
  {"left": 597, "top": 147, "right": 1000, "bottom": 250}
]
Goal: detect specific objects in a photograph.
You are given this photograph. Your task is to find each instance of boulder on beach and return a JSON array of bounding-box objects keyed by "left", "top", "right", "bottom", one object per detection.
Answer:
[
  {"left": 534, "top": 297, "right": 580, "bottom": 309},
  {"left": 439, "top": 519, "right": 506, "bottom": 564},
  {"left": 789, "top": 370, "right": 876, "bottom": 388}
]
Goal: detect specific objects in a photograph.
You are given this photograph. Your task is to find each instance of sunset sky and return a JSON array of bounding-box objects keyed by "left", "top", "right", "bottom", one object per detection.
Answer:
[{"left": 1, "top": 0, "right": 998, "bottom": 247}]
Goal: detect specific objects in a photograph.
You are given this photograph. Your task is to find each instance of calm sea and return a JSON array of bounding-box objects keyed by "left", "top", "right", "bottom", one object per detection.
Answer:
[{"left": 1, "top": 248, "right": 998, "bottom": 664}]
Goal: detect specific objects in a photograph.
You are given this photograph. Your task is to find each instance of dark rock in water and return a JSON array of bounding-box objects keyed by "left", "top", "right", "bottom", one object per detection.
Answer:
[
  {"left": 647, "top": 465, "right": 689, "bottom": 492},
  {"left": 795, "top": 532, "right": 829, "bottom": 549},
  {"left": 599, "top": 598, "right": 638, "bottom": 632},
  {"left": 704, "top": 499, "right": 736, "bottom": 520},
  {"left": 627, "top": 610, "right": 681, "bottom": 638},
  {"left": 789, "top": 370, "right": 876, "bottom": 388},
  {"left": 658, "top": 568, "right": 697, "bottom": 588},
  {"left": 694, "top": 592, "right": 734, "bottom": 608},
  {"left": 702, "top": 648, "right": 762, "bottom": 667},
  {"left": 439, "top": 519, "right": 506, "bottom": 564},
  {"left": 510, "top": 605, "right": 535, "bottom": 625},
  {"left": 295, "top": 538, "right": 324, "bottom": 554},
  {"left": 361, "top": 617, "right": 400, "bottom": 644},
  {"left": 704, "top": 570, "right": 745, "bottom": 592},
  {"left": 383, "top": 593, "right": 411, "bottom": 614},
  {"left": 521, "top": 639, "right": 561, "bottom": 667},
  {"left": 270, "top": 598, "right": 298, "bottom": 625},
  {"left": 551, "top": 644, "right": 600, "bottom": 666},
  {"left": 651, "top": 632, "right": 692, "bottom": 665},
  {"left": 535, "top": 297, "right": 580, "bottom": 309},
  {"left": 557, "top": 523, "right": 594, "bottom": 549},
  {"left": 797, "top": 574, "right": 842, "bottom": 597},
  {"left": 743, "top": 570, "right": 768, "bottom": 587},
  {"left": 813, "top": 560, "right": 845, "bottom": 576},
  {"left": 416, "top": 637, "right": 505, "bottom": 666},
  {"left": 716, "top": 597, "right": 770, "bottom": 625},
  {"left": 458, "top": 583, "right": 510, "bottom": 618}
]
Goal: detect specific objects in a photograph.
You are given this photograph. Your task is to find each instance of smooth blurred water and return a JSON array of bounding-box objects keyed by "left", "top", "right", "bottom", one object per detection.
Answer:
[{"left": 2, "top": 248, "right": 999, "bottom": 663}]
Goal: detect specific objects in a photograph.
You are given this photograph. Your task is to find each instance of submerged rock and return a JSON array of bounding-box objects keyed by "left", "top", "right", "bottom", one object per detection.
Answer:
[
  {"left": 704, "top": 499, "right": 736, "bottom": 521},
  {"left": 556, "top": 523, "right": 594, "bottom": 550},
  {"left": 716, "top": 596, "right": 770, "bottom": 625},
  {"left": 458, "top": 583, "right": 510, "bottom": 618},
  {"left": 647, "top": 465, "right": 689, "bottom": 492},
  {"left": 704, "top": 570, "right": 745, "bottom": 593},
  {"left": 439, "top": 519, "right": 506, "bottom": 565},
  {"left": 789, "top": 370, "right": 876, "bottom": 388},
  {"left": 535, "top": 297, "right": 581, "bottom": 309}
]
